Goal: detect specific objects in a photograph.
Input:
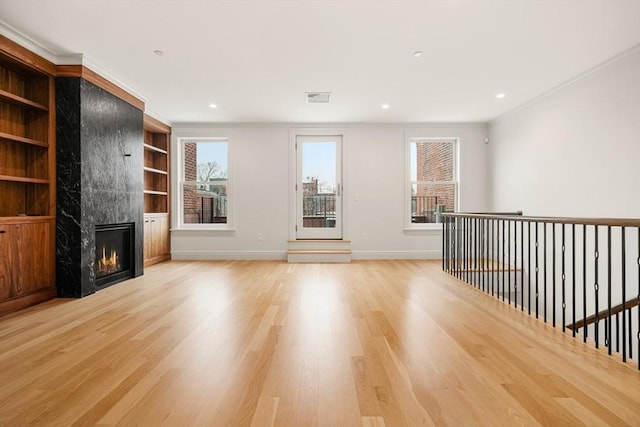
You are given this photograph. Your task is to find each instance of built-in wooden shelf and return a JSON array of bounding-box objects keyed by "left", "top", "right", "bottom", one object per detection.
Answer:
[
  {"left": 0, "top": 88, "right": 48, "bottom": 111},
  {"left": 1, "top": 35, "right": 56, "bottom": 316},
  {"left": 143, "top": 143, "right": 167, "bottom": 155},
  {"left": 0, "top": 215, "right": 55, "bottom": 223},
  {"left": 144, "top": 190, "right": 168, "bottom": 196},
  {"left": 143, "top": 166, "right": 168, "bottom": 175},
  {"left": 0, "top": 131, "right": 48, "bottom": 147},
  {"left": 0, "top": 175, "right": 49, "bottom": 184},
  {"left": 143, "top": 114, "right": 171, "bottom": 266}
]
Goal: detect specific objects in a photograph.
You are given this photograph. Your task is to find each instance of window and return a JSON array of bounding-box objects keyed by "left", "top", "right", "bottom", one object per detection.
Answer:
[
  {"left": 178, "top": 138, "right": 230, "bottom": 228},
  {"left": 407, "top": 137, "right": 457, "bottom": 227}
]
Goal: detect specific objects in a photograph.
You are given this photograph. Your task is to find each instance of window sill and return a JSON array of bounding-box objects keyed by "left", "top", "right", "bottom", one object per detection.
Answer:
[
  {"left": 171, "top": 228, "right": 236, "bottom": 237},
  {"left": 403, "top": 226, "right": 443, "bottom": 236}
]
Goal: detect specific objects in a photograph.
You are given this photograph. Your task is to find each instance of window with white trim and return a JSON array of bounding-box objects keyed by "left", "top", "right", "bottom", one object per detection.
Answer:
[
  {"left": 407, "top": 138, "right": 457, "bottom": 227},
  {"left": 178, "top": 138, "right": 231, "bottom": 228}
]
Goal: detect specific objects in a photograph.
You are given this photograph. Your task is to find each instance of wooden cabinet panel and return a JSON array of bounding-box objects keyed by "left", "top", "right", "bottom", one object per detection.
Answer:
[
  {"left": 149, "top": 215, "right": 169, "bottom": 258},
  {"left": 13, "top": 221, "right": 50, "bottom": 295},
  {"left": 143, "top": 213, "right": 170, "bottom": 266},
  {"left": 0, "top": 224, "right": 15, "bottom": 300},
  {"left": 0, "top": 221, "right": 53, "bottom": 301}
]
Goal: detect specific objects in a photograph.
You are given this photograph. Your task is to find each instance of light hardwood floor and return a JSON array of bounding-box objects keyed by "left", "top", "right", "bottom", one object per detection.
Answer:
[{"left": 0, "top": 260, "right": 638, "bottom": 426}]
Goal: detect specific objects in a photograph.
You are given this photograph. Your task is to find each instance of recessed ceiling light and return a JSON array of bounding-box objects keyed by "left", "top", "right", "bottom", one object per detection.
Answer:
[
  {"left": 153, "top": 50, "right": 164, "bottom": 56},
  {"left": 413, "top": 51, "right": 423, "bottom": 58},
  {"left": 381, "top": 104, "right": 390, "bottom": 109},
  {"left": 209, "top": 103, "right": 217, "bottom": 109},
  {"left": 496, "top": 93, "right": 506, "bottom": 99}
]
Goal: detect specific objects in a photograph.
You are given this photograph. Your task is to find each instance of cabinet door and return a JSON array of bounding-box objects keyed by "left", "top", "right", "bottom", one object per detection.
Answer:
[
  {"left": 150, "top": 217, "right": 161, "bottom": 258},
  {"left": 143, "top": 217, "right": 152, "bottom": 261},
  {"left": 13, "top": 222, "right": 50, "bottom": 296},
  {"left": 0, "top": 224, "right": 17, "bottom": 300},
  {"left": 156, "top": 215, "right": 169, "bottom": 257}
]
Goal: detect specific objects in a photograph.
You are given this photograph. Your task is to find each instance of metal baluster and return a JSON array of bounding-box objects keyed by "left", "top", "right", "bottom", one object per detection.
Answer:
[
  {"left": 544, "top": 223, "right": 547, "bottom": 321},
  {"left": 528, "top": 222, "right": 531, "bottom": 315},
  {"left": 616, "top": 312, "right": 620, "bottom": 354},
  {"left": 521, "top": 221, "right": 525, "bottom": 312},
  {"left": 513, "top": 221, "right": 524, "bottom": 307},
  {"left": 594, "top": 226, "right": 599, "bottom": 349},
  {"left": 535, "top": 222, "right": 539, "bottom": 318},
  {"left": 442, "top": 217, "right": 446, "bottom": 271},
  {"left": 448, "top": 216, "right": 452, "bottom": 273},
  {"left": 507, "top": 220, "right": 511, "bottom": 304},
  {"left": 464, "top": 218, "right": 470, "bottom": 283},
  {"left": 454, "top": 218, "right": 459, "bottom": 279},
  {"left": 491, "top": 219, "right": 495, "bottom": 296},
  {"left": 463, "top": 218, "right": 467, "bottom": 282},
  {"left": 607, "top": 226, "right": 612, "bottom": 355},
  {"left": 583, "top": 224, "right": 587, "bottom": 343},
  {"left": 562, "top": 224, "right": 566, "bottom": 332},
  {"left": 475, "top": 218, "right": 479, "bottom": 287},
  {"left": 621, "top": 226, "right": 626, "bottom": 362},
  {"left": 553, "top": 223, "right": 556, "bottom": 328},
  {"left": 572, "top": 224, "right": 576, "bottom": 337},
  {"left": 481, "top": 219, "right": 485, "bottom": 292},
  {"left": 502, "top": 219, "right": 505, "bottom": 301},
  {"left": 474, "top": 218, "right": 478, "bottom": 286},
  {"left": 629, "top": 307, "right": 634, "bottom": 362},
  {"left": 467, "top": 218, "right": 473, "bottom": 284}
]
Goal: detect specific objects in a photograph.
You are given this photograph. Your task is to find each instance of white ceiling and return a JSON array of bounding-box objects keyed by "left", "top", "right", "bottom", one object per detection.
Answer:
[{"left": 1, "top": 0, "right": 639, "bottom": 125}]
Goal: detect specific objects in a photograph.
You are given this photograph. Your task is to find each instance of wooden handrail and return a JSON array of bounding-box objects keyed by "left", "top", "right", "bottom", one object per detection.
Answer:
[
  {"left": 464, "top": 211, "right": 523, "bottom": 216},
  {"left": 567, "top": 297, "right": 640, "bottom": 331},
  {"left": 443, "top": 212, "right": 640, "bottom": 228}
]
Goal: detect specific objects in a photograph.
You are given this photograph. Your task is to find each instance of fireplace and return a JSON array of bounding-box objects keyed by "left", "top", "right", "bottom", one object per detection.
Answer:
[{"left": 95, "top": 223, "right": 135, "bottom": 289}]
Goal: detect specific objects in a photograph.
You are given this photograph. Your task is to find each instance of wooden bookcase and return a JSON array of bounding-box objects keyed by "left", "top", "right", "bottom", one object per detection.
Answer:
[
  {"left": 143, "top": 114, "right": 171, "bottom": 266},
  {"left": 0, "top": 36, "right": 57, "bottom": 315}
]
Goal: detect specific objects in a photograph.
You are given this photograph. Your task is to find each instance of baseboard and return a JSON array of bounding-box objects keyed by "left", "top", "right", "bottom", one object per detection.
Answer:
[
  {"left": 351, "top": 250, "right": 441, "bottom": 260},
  {"left": 171, "top": 250, "right": 287, "bottom": 261},
  {"left": 171, "top": 249, "right": 441, "bottom": 261}
]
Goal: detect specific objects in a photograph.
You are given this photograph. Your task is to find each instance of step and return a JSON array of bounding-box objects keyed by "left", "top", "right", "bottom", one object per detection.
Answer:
[
  {"left": 287, "top": 249, "right": 352, "bottom": 263},
  {"left": 287, "top": 239, "right": 352, "bottom": 263},
  {"left": 287, "top": 239, "right": 351, "bottom": 251}
]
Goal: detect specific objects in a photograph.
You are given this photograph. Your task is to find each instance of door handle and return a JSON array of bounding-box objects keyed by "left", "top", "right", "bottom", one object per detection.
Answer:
[{"left": 337, "top": 183, "right": 341, "bottom": 197}]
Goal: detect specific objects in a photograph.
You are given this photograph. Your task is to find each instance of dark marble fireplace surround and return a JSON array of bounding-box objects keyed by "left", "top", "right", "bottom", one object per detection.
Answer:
[{"left": 56, "top": 78, "right": 144, "bottom": 297}]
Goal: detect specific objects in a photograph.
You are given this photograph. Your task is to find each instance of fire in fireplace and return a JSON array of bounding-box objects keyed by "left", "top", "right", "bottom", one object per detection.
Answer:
[
  {"left": 95, "top": 223, "right": 134, "bottom": 289},
  {"left": 97, "top": 245, "right": 120, "bottom": 275}
]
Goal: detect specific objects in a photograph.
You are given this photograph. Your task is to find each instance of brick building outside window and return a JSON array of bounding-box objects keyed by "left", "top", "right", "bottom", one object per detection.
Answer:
[{"left": 409, "top": 138, "right": 457, "bottom": 224}]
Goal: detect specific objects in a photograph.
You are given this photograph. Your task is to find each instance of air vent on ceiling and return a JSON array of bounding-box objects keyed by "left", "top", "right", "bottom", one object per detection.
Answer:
[{"left": 306, "top": 92, "right": 331, "bottom": 104}]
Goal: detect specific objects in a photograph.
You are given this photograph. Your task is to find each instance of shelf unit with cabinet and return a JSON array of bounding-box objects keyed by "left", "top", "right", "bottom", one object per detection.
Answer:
[
  {"left": 0, "top": 35, "right": 56, "bottom": 315},
  {"left": 143, "top": 114, "right": 171, "bottom": 266}
]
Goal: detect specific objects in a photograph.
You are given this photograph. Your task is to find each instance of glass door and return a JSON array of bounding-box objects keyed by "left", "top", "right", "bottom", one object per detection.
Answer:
[{"left": 296, "top": 135, "right": 342, "bottom": 239}]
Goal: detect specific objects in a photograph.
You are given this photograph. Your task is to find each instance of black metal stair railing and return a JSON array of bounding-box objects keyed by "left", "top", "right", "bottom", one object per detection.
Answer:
[{"left": 442, "top": 212, "right": 640, "bottom": 369}]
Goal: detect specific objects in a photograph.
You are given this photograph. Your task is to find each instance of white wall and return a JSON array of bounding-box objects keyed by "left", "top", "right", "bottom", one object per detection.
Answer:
[
  {"left": 171, "top": 123, "right": 488, "bottom": 260},
  {"left": 488, "top": 48, "right": 640, "bottom": 217},
  {"left": 487, "top": 49, "right": 640, "bottom": 353}
]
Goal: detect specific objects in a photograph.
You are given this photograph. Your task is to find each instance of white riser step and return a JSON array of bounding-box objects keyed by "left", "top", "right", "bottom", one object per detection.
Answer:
[
  {"left": 287, "top": 250, "right": 352, "bottom": 263},
  {"left": 287, "top": 239, "right": 351, "bottom": 251},
  {"left": 287, "top": 240, "right": 352, "bottom": 263}
]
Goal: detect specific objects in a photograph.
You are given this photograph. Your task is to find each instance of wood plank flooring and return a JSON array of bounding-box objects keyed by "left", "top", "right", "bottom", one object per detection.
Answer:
[{"left": 0, "top": 260, "right": 638, "bottom": 426}]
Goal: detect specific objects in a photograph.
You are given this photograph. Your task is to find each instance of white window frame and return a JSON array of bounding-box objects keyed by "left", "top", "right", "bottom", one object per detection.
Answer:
[
  {"left": 288, "top": 127, "right": 348, "bottom": 241},
  {"left": 174, "top": 136, "right": 234, "bottom": 231},
  {"left": 405, "top": 136, "right": 459, "bottom": 231}
]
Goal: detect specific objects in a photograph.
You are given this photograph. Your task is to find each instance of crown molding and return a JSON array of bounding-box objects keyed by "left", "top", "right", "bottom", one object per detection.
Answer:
[
  {"left": 0, "top": 19, "right": 57, "bottom": 63},
  {"left": 1, "top": 19, "right": 149, "bottom": 111},
  {"left": 492, "top": 43, "right": 640, "bottom": 124}
]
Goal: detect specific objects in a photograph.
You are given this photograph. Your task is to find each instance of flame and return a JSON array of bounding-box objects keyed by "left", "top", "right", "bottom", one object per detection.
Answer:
[{"left": 97, "top": 245, "right": 120, "bottom": 275}]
